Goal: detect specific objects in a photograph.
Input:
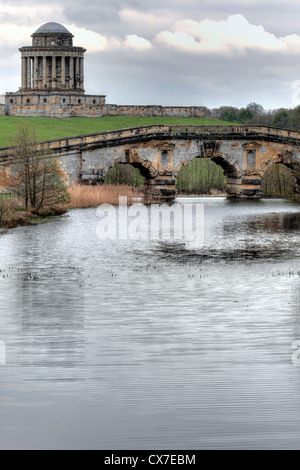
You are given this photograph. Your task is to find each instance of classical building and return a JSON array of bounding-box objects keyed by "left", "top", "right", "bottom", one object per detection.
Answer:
[
  {"left": 4, "top": 22, "right": 106, "bottom": 117},
  {"left": 2, "top": 22, "right": 208, "bottom": 119},
  {"left": 20, "top": 22, "right": 85, "bottom": 93}
]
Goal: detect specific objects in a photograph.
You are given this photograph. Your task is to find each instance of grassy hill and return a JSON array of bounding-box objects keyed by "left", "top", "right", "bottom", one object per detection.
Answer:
[{"left": 0, "top": 115, "right": 235, "bottom": 148}]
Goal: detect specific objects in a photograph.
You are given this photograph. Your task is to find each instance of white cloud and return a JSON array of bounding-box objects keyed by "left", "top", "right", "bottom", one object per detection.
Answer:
[
  {"left": 0, "top": 22, "right": 110, "bottom": 52},
  {"left": 0, "top": 24, "right": 35, "bottom": 47},
  {"left": 60, "top": 28, "right": 152, "bottom": 53},
  {"left": 69, "top": 26, "right": 108, "bottom": 52},
  {"left": 280, "top": 34, "right": 300, "bottom": 52},
  {"left": 157, "top": 15, "right": 289, "bottom": 55},
  {"left": 124, "top": 34, "right": 152, "bottom": 51},
  {"left": 0, "top": 3, "right": 152, "bottom": 55}
]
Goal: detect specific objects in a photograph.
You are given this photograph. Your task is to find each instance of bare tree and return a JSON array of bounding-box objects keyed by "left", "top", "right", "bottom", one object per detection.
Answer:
[
  {"left": 9, "top": 122, "right": 70, "bottom": 211},
  {"left": 0, "top": 200, "right": 10, "bottom": 226}
]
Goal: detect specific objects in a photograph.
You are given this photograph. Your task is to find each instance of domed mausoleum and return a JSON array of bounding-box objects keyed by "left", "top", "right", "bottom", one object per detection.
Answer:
[
  {"left": 5, "top": 22, "right": 107, "bottom": 117},
  {"left": 20, "top": 22, "right": 85, "bottom": 93}
]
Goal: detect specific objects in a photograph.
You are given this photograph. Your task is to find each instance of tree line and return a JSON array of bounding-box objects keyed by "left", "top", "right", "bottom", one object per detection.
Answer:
[{"left": 210, "top": 101, "right": 300, "bottom": 130}]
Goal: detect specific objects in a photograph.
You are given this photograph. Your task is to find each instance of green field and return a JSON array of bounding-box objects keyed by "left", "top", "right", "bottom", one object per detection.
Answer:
[{"left": 0, "top": 116, "right": 234, "bottom": 148}]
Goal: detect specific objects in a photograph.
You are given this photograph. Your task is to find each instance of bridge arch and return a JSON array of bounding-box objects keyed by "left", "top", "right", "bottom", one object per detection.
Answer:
[
  {"left": 124, "top": 148, "right": 172, "bottom": 201},
  {"left": 259, "top": 151, "right": 300, "bottom": 197},
  {"left": 176, "top": 149, "right": 241, "bottom": 198},
  {"left": 125, "top": 149, "right": 158, "bottom": 179},
  {"left": 262, "top": 163, "right": 297, "bottom": 198}
]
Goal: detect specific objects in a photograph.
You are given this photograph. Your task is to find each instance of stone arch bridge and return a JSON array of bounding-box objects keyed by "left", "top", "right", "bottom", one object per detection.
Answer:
[{"left": 1, "top": 124, "right": 300, "bottom": 200}]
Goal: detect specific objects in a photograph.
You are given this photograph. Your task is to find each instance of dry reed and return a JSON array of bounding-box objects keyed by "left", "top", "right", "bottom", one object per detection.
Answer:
[{"left": 67, "top": 184, "right": 144, "bottom": 208}]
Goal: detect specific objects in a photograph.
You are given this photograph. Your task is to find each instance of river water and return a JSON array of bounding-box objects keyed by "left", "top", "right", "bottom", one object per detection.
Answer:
[{"left": 0, "top": 197, "right": 300, "bottom": 450}]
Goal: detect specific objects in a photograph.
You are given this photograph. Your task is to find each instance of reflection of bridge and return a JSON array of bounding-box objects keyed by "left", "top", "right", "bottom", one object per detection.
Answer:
[{"left": 1, "top": 125, "right": 300, "bottom": 200}]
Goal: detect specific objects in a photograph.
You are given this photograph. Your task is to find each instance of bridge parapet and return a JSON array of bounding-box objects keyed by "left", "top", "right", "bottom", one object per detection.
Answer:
[
  {"left": 42, "top": 125, "right": 300, "bottom": 151},
  {"left": 1, "top": 125, "right": 300, "bottom": 158}
]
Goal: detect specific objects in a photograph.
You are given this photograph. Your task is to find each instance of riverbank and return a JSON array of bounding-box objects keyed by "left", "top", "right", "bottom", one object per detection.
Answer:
[
  {"left": 0, "top": 185, "right": 144, "bottom": 229},
  {"left": 177, "top": 189, "right": 226, "bottom": 198},
  {"left": 0, "top": 185, "right": 230, "bottom": 230},
  {"left": 0, "top": 200, "right": 68, "bottom": 229}
]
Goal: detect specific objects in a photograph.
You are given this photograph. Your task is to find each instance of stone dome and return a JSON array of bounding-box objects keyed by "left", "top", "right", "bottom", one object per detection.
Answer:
[{"left": 34, "top": 22, "right": 71, "bottom": 35}]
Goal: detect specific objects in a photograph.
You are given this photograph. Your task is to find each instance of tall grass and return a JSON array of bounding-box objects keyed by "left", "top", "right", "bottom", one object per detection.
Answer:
[{"left": 67, "top": 184, "right": 144, "bottom": 208}]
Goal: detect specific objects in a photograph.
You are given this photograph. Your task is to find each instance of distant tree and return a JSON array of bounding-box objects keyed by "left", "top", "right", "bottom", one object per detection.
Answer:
[
  {"left": 105, "top": 164, "right": 143, "bottom": 187},
  {"left": 219, "top": 106, "right": 239, "bottom": 123},
  {"left": 238, "top": 108, "right": 254, "bottom": 124},
  {"left": 262, "top": 164, "right": 295, "bottom": 199},
  {"left": 246, "top": 102, "right": 265, "bottom": 116},
  {"left": 176, "top": 159, "right": 226, "bottom": 195},
  {"left": 288, "top": 106, "right": 300, "bottom": 131},
  {"left": 246, "top": 111, "right": 275, "bottom": 126},
  {"left": 272, "top": 109, "right": 290, "bottom": 129},
  {"left": 9, "top": 122, "right": 70, "bottom": 210}
]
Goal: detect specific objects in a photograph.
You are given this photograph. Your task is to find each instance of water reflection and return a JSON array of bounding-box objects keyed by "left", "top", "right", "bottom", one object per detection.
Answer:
[
  {"left": 0, "top": 199, "right": 300, "bottom": 449},
  {"left": 153, "top": 199, "right": 300, "bottom": 263}
]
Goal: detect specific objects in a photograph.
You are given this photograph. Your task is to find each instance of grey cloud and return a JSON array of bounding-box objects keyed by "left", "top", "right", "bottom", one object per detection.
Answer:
[
  {"left": 3, "top": 0, "right": 297, "bottom": 37},
  {"left": 84, "top": 43, "right": 297, "bottom": 109},
  {"left": 1, "top": 0, "right": 299, "bottom": 109}
]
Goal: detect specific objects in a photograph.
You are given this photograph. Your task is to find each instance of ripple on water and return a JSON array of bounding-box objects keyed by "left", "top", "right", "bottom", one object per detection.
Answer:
[{"left": 0, "top": 199, "right": 300, "bottom": 449}]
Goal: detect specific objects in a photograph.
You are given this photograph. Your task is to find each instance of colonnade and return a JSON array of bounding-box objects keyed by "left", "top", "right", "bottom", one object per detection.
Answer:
[{"left": 21, "top": 55, "right": 84, "bottom": 91}]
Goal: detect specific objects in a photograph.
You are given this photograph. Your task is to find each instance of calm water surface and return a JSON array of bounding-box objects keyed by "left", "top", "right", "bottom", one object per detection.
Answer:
[{"left": 0, "top": 197, "right": 300, "bottom": 449}]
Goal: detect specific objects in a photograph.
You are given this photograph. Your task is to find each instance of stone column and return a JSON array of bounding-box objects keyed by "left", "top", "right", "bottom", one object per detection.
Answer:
[
  {"left": 61, "top": 55, "right": 66, "bottom": 87},
  {"left": 21, "top": 57, "right": 27, "bottom": 89},
  {"left": 80, "top": 57, "right": 84, "bottom": 90},
  {"left": 52, "top": 56, "right": 56, "bottom": 89},
  {"left": 75, "top": 57, "right": 80, "bottom": 89},
  {"left": 69, "top": 56, "right": 74, "bottom": 89},
  {"left": 26, "top": 57, "right": 31, "bottom": 89},
  {"left": 33, "top": 56, "right": 39, "bottom": 89},
  {"left": 42, "top": 56, "right": 47, "bottom": 89}
]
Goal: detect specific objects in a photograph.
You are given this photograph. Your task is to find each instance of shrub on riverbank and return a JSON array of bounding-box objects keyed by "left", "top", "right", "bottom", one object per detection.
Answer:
[
  {"left": 0, "top": 198, "right": 68, "bottom": 229},
  {"left": 67, "top": 184, "right": 144, "bottom": 208}
]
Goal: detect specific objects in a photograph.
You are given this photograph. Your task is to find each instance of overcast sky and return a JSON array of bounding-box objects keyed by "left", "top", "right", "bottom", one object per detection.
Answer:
[{"left": 1, "top": 0, "right": 300, "bottom": 110}]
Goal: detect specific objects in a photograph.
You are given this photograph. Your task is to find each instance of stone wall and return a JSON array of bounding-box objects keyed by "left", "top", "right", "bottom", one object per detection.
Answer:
[
  {"left": 105, "top": 104, "right": 208, "bottom": 118},
  {"left": 0, "top": 104, "right": 7, "bottom": 116},
  {"left": 5, "top": 92, "right": 106, "bottom": 118},
  {"left": 4, "top": 92, "right": 209, "bottom": 119}
]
